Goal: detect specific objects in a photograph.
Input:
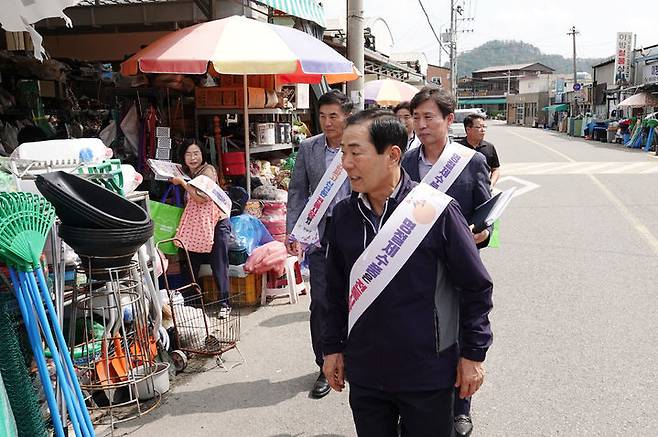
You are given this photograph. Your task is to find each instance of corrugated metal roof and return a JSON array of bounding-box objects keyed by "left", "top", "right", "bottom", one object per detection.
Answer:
[
  {"left": 592, "top": 56, "right": 615, "bottom": 68},
  {"left": 473, "top": 62, "right": 554, "bottom": 73}
]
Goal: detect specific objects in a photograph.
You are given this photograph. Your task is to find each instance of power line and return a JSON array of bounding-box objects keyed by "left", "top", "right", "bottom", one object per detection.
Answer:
[{"left": 417, "top": 0, "right": 450, "bottom": 56}]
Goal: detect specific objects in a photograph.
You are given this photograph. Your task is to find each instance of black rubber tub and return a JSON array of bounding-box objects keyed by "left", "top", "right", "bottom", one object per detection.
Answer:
[
  {"left": 36, "top": 171, "right": 150, "bottom": 229},
  {"left": 59, "top": 222, "right": 153, "bottom": 270}
]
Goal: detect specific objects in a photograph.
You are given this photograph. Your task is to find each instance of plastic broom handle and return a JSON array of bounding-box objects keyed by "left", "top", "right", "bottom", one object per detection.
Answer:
[
  {"left": 23, "top": 271, "right": 87, "bottom": 437},
  {"left": 34, "top": 267, "right": 96, "bottom": 436},
  {"left": 8, "top": 269, "right": 66, "bottom": 437}
]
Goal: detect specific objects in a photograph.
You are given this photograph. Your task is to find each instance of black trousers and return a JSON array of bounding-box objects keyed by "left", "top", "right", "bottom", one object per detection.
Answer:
[
  {"left": 307, "top": 243, "right": 328, "bottom": 368},
  {"left": 188, "top": 218, "right": 231, "bottom": 303},
  {"left": 349, "top": 383, "right": 454, "bottom": 437}
]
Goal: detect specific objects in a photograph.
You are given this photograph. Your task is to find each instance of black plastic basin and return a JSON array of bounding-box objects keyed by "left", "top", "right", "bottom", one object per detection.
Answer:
[
  {"left": 59, "top": 222, "right": 153, "bottom": 269},
  {"left": 36, "top": 172, "right": 150, "bottom": 229}
]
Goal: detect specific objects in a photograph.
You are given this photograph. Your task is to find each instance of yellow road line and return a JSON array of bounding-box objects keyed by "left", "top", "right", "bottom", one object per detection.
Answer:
[
  {"left": 508, "top": 129, "right": 658, "bottom": 255},
  {"left": 586, "top": 174, "right": 658, "bottom": 255},
  {"left": 507, "top": 130, "right": 576, "bottom": 162}
]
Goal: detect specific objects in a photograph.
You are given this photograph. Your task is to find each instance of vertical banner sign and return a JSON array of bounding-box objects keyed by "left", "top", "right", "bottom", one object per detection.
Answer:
[{"left": 614, "top": 32, "right": 634, "bottom": 86}]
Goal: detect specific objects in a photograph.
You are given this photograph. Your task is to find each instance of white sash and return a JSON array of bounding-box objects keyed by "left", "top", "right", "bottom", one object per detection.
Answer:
[
  {"left": 420, "top": 142, "right": 476, "bottom": 192},
  {"left": 347, "top": 183, "right": 451, "bottom": 334},
  {"left": 188, "top": 175, "right": 232, "bottom": 216},
  {"left": 290, "top": 151, "right": 348, "bottom": 245}
]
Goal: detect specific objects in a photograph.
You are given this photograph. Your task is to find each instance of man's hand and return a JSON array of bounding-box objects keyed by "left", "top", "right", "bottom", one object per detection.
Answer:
[
  {"left": 285, "top": 236, "right": 302, "bottom": 257},
  {"left": 455, "top": 357, "right": 485, "bottom": 399},
  {"left": 469, "top": 225, "right": 490, "bottom": 245},
  {"left": 244, "top": 241, "right": 288, "bottom": 276},
  {"left": 322, "top": 353, "right": 345, "bottom": 392}
]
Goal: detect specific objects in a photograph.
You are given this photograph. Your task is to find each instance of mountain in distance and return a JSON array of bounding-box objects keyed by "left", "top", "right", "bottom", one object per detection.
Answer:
[{"left": 454, "top": 40, "right": 608, "bottom": 77}]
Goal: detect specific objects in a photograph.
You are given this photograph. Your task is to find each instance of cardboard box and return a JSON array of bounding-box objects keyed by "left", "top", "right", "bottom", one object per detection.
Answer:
[{"left": 195, "top": 86, "right": 266, "bottom": 109}]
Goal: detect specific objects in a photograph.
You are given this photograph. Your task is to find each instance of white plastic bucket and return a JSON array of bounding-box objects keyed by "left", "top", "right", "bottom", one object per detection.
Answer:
[{"left": 256, "top": 123, "right": 276, "bottom": 145}]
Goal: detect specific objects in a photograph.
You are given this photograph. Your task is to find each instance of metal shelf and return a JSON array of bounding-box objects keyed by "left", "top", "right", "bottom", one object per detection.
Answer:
[
  {"left": 249, "top": 143, "right": 295, "bottom": 154},
  {"left": 195, "top": 108, "right": 306, "bottom": 116}
]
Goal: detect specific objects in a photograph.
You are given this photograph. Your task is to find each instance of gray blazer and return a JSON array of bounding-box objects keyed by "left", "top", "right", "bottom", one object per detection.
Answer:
[{"left": 286, "top": 133, "right": 332, "bottom": 241}]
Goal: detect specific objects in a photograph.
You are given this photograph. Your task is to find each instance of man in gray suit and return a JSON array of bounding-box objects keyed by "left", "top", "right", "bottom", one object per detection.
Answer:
[{"left": 286, "top": 90, "right": 353, "bottom": 398}]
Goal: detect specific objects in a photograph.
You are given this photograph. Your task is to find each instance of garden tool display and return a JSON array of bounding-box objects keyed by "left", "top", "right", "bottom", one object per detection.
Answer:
[{"left": 0, "top": 192, "right": 95, "bottom": 437}]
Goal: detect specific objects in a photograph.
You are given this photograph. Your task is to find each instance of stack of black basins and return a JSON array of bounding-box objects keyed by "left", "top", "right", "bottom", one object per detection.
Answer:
[{"left": 36, "top": 171, "right": 153, "bottom": 271}]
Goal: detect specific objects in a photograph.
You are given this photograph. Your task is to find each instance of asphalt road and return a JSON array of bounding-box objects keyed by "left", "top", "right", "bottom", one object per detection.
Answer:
[{"left": 116, "top": 123, "right": 658, "bottom": 437}]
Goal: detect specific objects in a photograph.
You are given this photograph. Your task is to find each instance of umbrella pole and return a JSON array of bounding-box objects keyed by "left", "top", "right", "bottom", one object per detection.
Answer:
[{"left": 243, "top": 75, "right": 250, "bottom": 197}]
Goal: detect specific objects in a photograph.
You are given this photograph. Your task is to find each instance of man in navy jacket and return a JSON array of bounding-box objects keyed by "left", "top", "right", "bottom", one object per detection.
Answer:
[{"left": 322, "top": 109, "right": 493, "bottom": 437}]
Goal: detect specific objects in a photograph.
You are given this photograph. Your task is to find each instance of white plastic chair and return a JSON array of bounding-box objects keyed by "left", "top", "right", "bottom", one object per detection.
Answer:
[{"left": 260, "top": 256, "right": 305, "bottom": 305}]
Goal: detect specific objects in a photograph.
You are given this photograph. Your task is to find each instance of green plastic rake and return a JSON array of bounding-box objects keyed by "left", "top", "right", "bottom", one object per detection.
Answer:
[{"left": 0, "top": 192, "right": 56, "bottom": 271}]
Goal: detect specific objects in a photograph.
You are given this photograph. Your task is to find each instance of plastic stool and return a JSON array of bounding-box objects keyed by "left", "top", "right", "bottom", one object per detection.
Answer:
[{"left": 260, "top": 256, "right": 305, "bottom": 305}]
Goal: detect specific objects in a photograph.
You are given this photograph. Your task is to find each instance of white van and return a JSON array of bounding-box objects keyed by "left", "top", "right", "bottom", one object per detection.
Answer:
[{"left": 450, "top": 109, "right": 486, "bottom": 140}]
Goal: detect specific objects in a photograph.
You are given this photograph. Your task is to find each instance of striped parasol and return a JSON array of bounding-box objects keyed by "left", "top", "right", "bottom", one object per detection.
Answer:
[
  {"left": 364, "top": 79, "right": 420, "bottom": 106},
  {"left": 120, "top": 15, "right": 359, "bottom": 84}
]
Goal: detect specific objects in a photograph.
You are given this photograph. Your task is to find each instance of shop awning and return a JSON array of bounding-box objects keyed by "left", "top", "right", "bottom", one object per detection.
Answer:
[
  {"left": 543, "top": 104, "right": 570, "bottom": 112},
  {"left": 458, "top": 98, "right": 507, "bottom": 105},
  {"left": 255, "top": 0, "right": 326, "bottom": 27}
]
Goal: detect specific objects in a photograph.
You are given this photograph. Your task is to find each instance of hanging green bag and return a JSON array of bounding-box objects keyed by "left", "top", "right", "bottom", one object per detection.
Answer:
[
  {"left": 488, "top": 219, "right": 500, "bottom": 248},
  {"left": 149, "top": 185, "right": 185, "bottom": 255}
]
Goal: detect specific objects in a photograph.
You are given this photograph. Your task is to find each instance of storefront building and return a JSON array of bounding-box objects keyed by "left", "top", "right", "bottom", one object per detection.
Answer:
[{"left": 506, "top": 91, "right": 550, "bottom": 127}]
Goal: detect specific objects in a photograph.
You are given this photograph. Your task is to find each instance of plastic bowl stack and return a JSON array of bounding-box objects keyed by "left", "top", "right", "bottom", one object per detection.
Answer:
[{"left": 36, "top": 171, "right": 153, "bottom": 270}]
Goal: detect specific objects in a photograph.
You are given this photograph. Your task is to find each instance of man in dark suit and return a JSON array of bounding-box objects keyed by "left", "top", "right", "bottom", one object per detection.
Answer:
[
  {"left": 401, "top": 86, "right": 491, "bottom": 246},
  {"left": 286, "top": 90, "right": 353, "bottom": 398},
  {"left": 401, "top": 86, "right": 492, "bottom": 436}
]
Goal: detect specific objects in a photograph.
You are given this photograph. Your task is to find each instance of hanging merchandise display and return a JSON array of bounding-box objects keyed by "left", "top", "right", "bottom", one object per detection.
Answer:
[
  {"left": 141, "top": 105, "right": 159, "bottom": 173},
  {"left": 120, "top": 104, "right": 140, "bottom": 157}
]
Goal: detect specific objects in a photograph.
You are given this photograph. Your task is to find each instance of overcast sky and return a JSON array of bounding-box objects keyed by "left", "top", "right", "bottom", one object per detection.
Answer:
[{"left": 322, "top": 0, "right": 657, "bottom": 64}]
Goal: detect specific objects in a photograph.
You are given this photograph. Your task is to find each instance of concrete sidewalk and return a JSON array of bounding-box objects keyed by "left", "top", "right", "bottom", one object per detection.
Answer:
[{"left": 113, "top": 295, "right": 357, "bottom": 437}]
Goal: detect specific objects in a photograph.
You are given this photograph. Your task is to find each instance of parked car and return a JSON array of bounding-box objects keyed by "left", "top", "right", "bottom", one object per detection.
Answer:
[
  {"left": 450, "top": 108, "right": 489, "bottom": 139},
  {"left": 450, "top": 109, "right": 474, "bottom": 139}
]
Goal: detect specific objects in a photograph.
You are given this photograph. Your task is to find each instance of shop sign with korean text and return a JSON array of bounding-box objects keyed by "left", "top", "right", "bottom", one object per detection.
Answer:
[{"left": 614, "top": 32, "right": 634, "bottom": 86}]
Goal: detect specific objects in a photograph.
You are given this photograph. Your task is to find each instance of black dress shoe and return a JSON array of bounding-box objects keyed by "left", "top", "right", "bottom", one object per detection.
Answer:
[
  {"left": 454, "top": 415, "right": 473, "bottom": 437},
  {"left": 310, "top": 372, "right": 331, "bottom": 398}
]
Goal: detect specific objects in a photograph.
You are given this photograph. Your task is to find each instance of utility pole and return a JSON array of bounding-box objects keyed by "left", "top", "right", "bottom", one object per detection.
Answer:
[
  {"left": 346, "top": 0, "right": 364, "bottom": 110},
  {"left": 449, "top": 0, "right": 456, "bottom": 96},
  {"left": 567, "top": 25, "right": 580, "bottom": 115}
]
